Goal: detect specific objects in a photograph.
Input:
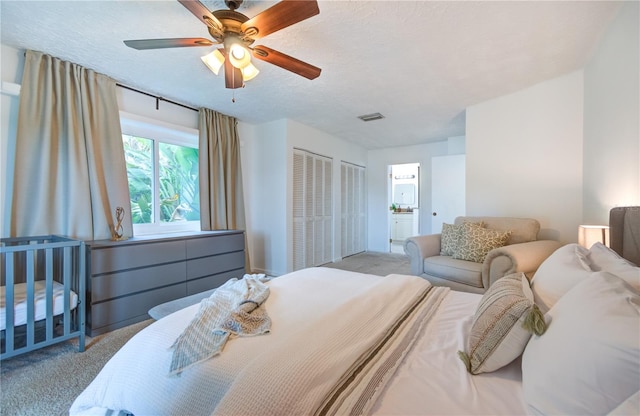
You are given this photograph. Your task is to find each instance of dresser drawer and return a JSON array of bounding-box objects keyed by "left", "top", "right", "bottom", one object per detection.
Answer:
[
  {"left": 186, "top": 251, "right": 246, "bottom": 280},
  {"left": 187, "top": 269, "right": 243, "bottom": 295},
  {"left": 185, "top": 232, "right": 245, "bottom": 259},
  {"left": 90, "top": 284, "right": 186, "bottom": 329},
  {"left": 90, "top": 240, "right": 185, "bottom": 274},
  {"left": 91, "top": 262, "right": 186, "bottom": 303}
]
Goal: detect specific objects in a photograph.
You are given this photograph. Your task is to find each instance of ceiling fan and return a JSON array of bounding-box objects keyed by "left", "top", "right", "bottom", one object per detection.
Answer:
[{"left": 123, "top": 0, "right": 321, "bottom": 89}]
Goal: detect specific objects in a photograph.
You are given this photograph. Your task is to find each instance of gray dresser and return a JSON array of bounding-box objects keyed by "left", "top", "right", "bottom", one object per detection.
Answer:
[{"left": 85, "top": 230, "right": 245, "bottom": 336}]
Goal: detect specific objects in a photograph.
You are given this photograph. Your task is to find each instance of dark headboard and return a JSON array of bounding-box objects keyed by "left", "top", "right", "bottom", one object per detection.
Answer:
[{"left": 609, "top": 206, "right": 640, "bottom": 266}]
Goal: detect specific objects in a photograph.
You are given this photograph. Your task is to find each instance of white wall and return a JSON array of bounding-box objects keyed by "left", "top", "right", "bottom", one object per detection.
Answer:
[
  {"left": 465, "top": 2, "right": 639, "bottom": 244},
  {"left": 583, "top": 1, "right": 640, "bottom": 224},
  {"left": 367, "top": 137, "right": 464, "bottom": 252},
  {"left": 466, "top": 71, "right": 584, "bottom": 243},
  {"left": 240, "top": 119, "right": 288, "bottom": 276}
]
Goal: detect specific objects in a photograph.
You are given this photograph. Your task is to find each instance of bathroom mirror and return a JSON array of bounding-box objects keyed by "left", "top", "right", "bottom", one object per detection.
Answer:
[{"left": 393, "top": 184, "right": 415, "bottom": 205}]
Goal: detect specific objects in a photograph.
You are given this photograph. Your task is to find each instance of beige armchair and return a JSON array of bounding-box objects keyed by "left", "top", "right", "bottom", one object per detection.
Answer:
[{"left": 403, "top": 216, "right": 562, "bottom": 293}]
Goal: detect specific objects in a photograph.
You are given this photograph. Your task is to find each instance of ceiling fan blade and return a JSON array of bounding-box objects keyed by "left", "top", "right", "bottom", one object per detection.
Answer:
[
  {"left": 124, "top": 38, "right": 214, "bottom": 50},
  {"left": 223, "top": 55, "right": 244, "bottom": 89},
  {"left": 178, "top": 0, "right": 224, "bottom": 34},
  {"left": 252, "top": 45, "right": 321, "bottom": 80},
  {"left": 241, "top": 0, "right": 319, "bottom": 40}
]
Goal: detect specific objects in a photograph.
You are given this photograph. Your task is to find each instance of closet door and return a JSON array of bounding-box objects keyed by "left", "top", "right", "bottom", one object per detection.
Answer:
[
  {"left": 341, "top": 162, "right": 366, "bottom": 258},
  {"left": 293, "top": 149, "right": 333, "bottom": 271}
]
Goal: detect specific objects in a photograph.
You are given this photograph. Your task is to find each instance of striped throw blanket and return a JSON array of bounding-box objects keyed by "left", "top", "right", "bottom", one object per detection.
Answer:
[{"left": 169, "top": 274, "right": 271, "bottom": 375}]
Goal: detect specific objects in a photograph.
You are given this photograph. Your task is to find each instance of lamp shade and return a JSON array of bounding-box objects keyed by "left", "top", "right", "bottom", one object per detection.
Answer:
[
  {"left": 241, "top": 62, "right": 259, "bottom": 81},
  {"left": 578, "top": 225, "right": 610, "bottom": 249},
  {"left": 201, "top": 49, "right": 225, "bottom": 75}
]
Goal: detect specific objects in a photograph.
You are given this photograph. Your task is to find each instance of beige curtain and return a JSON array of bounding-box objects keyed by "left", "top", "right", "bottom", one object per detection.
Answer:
[
  {"left": 198, "top": 108, "right": 249, "bottom": 270},
  {"left": 10, "top": 50, "right": 132, "bottom": 241}
]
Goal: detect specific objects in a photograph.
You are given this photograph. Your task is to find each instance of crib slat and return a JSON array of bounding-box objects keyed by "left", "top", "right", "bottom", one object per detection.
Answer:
[
  {"left": 78, "top": 242, "right": 86, "bottom": 352},
  {"left": 25, "top": 250, "right": 35, "bottom": 349},
  {"left": 63, "top": 246, "right": 71, "bottom": 335},
  {"left": 45, "top": 247, "right": 54, "bottom": 339},
  {"left": 4, "top": 254, "right": 15, "bottom": 354}
]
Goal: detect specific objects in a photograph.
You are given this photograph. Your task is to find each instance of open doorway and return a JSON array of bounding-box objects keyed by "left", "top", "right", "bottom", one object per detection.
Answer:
[{"left": 388, "top": 163, "right": 420, "bottom": 253}]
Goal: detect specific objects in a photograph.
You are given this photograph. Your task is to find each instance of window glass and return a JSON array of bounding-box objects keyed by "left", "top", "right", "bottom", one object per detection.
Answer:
[
  {"left": 123, "top": 135, "right": 153, "bottom": 224},
  {"left": 158, "top": 142, "right": 200, "bottom": 223},
  {"left": 120, "top": 113, "right": 200, "bottom": 235}
]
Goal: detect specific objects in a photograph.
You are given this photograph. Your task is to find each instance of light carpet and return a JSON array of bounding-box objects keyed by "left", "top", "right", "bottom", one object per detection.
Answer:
[
  {"left": 321, "top": 250, "right": 412, "bottom": 275},
  {"left": 0, "top": 251, "right": 410, "bottom": 416},
  {"left": 1, "top": 320, "right": 153, "bottom": 416}
]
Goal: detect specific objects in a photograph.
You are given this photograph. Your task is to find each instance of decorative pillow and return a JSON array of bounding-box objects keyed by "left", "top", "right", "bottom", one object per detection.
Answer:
[
  {"left": 589, "top": 242, "right": 640, "bottom": 291},
  {"left": 440, "top": 221, "right": 483, "bottom": 256},
  {"left": 440, "top": 223, "right": 460, "bottom": 256},
  {"left": 453, "top": 222, "right": 511, "bottom": 263},
  {"left": 458, "top": 272, "right": 545, "bottom": 375},
  {"left": 530, "top": 243, "right": 593, "bottom": 314},
  {"left": 522, "top": 272, "right": 640, "bottom": 415}
]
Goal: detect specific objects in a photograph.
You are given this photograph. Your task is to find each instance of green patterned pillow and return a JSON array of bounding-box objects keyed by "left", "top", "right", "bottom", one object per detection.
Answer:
[
  {"left": 440, "top": 222, "right": 483, "bottom": 256},
  {"left": 453, "top": 222, "right": 511, "bottom": 263},
  {"left": 440, "top": 223, "right": 460, "bottom": 255},
  {"left": 458, "top": 272, "right": 546, "bottom": 375}
]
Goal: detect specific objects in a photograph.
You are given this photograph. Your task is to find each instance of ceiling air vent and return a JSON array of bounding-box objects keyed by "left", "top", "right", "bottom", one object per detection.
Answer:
[{"left": 357, "top": 112, "right": 385, "bottom": 122}]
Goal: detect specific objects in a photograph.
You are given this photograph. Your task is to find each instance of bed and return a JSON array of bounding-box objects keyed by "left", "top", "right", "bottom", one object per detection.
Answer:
[
  {"left": 1, "top": 235, "right": 86, "bottom": 360},
  {"left": 70, "top": 209, "right": 640, "bottom": 416}
]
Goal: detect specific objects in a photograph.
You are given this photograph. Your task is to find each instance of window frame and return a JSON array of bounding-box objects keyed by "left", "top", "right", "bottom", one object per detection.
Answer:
[{"left": 120, "top": 111, "right": 200, "bottom": 236}]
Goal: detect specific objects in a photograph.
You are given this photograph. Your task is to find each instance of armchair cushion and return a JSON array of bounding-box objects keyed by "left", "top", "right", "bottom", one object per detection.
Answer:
[{"left": 424, "top": 256, "right": 483, "bottom": 288}]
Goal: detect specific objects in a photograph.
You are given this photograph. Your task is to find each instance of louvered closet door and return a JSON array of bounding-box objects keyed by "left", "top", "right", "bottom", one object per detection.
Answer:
[
  {"left": 341, "top": 162, "right": 366, "bottom": 257},
  {"left": 293, "top": 149, "right": 333, "bottom": 271}
]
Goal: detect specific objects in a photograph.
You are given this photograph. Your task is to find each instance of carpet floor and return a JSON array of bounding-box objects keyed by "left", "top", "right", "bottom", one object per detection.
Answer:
[
  {"left": 1, "top": 320, "right": 153, "bottom": 416},
  {"left": 321, "top": 250, "right": 412, "bottom": 276},
  {"left": 0, "top": 251, "right": 411, "bottom": 416}
]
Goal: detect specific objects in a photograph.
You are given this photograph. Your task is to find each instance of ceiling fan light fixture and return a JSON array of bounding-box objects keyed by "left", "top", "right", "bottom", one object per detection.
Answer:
[
  {"left": 228, "top": 43, "right": 251, "bottom": 69},
  {"left": 241, "top": 62, "right": 259, "bottom": 81},
  {"left": 124, "top": 0, "right": 322, "bottom": 89},
  {"left": 201, "top": 49, "right": 225, "bottom": 75}
]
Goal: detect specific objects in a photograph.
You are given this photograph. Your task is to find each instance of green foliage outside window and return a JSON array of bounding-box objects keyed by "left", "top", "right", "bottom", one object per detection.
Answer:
[{"left": 123, "top": 135, "right": 200, "bottom": 224}]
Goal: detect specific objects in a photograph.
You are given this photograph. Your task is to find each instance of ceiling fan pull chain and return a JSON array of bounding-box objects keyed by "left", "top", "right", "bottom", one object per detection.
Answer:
[{"left": 232, "top": 70, "right": 236, "bottom": 103}]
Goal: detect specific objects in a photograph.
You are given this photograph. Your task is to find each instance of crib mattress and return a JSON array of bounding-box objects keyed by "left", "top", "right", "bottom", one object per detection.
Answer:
[{"left": 1, "top": 281, "right": 78, "bottom": 331}]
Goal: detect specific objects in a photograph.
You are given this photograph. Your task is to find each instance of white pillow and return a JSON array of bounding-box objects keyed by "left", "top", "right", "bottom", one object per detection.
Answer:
[
  {"left": 589, "top": 242, "right": 640, "bottom": 290},
  {"left": 530, "top": 243, "right": 593, "bottom": 314},
  {"left": 522, "top": 272, "right": 640, "bottom": 416},
  {"left": 608, "top": 391, "right": 640, "bottom": 416}
]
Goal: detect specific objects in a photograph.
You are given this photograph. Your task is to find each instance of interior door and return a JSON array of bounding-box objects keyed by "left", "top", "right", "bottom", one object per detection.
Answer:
[{"left": 431, "top": 154, "right": 465, "bottom": 233}]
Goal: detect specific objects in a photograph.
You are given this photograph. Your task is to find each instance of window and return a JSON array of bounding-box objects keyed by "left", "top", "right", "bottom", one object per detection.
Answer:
[{"left": 120, "top": 112, "right": 200, "bottom": 235}]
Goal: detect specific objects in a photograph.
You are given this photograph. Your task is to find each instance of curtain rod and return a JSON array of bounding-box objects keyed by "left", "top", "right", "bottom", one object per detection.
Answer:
[{"left": 116, "top": 83, "right": 198, "bottom": 112}]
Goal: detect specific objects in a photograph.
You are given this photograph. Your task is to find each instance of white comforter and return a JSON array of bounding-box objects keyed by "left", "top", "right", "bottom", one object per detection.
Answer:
[{"left": 70, "top": 268, "right": 449, "bottom": 416}]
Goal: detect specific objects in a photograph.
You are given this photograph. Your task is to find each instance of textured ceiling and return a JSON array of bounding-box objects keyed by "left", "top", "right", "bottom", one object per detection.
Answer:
[{"left": 0, "top": 1, "right": 622, "bottom": 149}]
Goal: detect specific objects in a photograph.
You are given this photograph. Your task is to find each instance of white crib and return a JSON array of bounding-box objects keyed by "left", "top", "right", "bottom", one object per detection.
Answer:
[{"left": 1, "top": 235, "right": 86, "bottom": 359}]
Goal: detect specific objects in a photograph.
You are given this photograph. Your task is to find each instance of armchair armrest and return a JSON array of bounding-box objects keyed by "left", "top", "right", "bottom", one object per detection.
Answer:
[
  {"left": 404, "top": 234, "right": 442, "bottom": 275},
  {"left": 481, "top": 240, "right": 563, "bottom": 289}
]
